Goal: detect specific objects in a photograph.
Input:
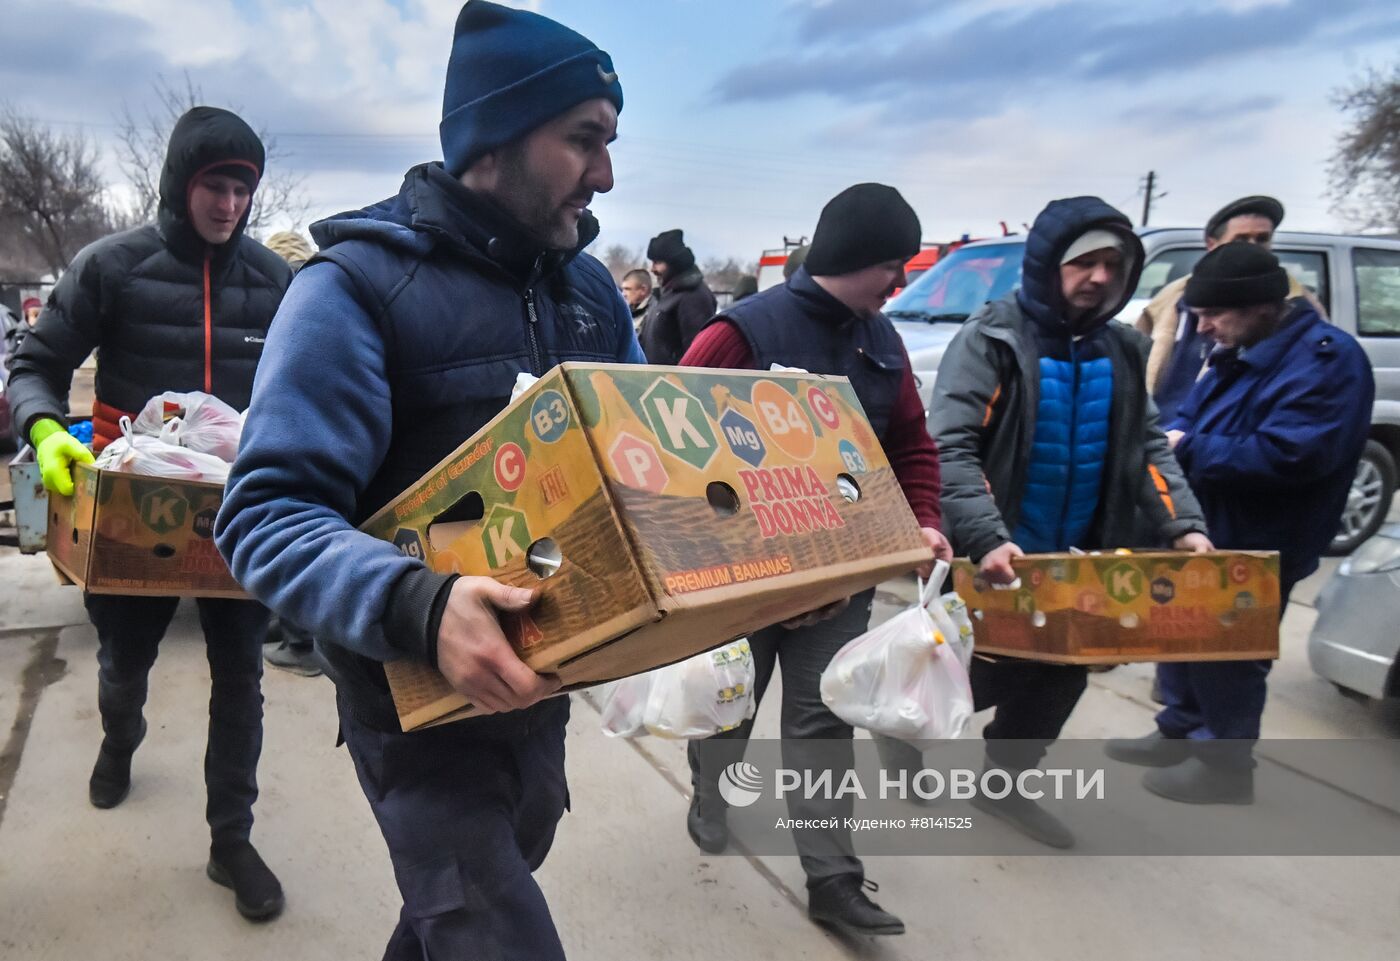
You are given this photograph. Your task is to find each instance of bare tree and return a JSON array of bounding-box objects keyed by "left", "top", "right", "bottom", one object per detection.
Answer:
[
  {"left": 1329, "top": 63, "right": 1400, "bottom": 232},
  {"left": 115, "top": 73, "right": 311, "bottom": 234},
  {"left": 0, "top": 106, "right": 120, "bottom": 276},
  {"left": 700, "top": 256, "right": 757, "bottom": 293},
  {"left": 599, "top": 242, "right": 643, "bottom": 282}
]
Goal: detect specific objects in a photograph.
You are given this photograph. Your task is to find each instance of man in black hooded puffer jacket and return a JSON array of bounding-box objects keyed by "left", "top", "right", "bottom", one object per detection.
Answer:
[{"left": 7, "top": 106, "right": 290, "bottom": 921}]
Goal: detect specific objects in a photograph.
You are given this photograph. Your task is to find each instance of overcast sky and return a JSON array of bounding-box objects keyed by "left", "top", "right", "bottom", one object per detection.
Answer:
[{"left": 4, "top": 0, "right": 1398, "bottom": 261}]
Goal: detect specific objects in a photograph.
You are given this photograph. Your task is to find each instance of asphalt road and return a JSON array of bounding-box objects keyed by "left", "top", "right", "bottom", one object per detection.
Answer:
[{"left": 0, "top": 539, "right": 1396, "bottom": 960}]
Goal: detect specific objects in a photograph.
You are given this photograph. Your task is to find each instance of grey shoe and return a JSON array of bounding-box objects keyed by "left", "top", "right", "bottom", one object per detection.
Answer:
[
  {"left": 1142, "top": 757, "right": 1254, "bottom": 805},
  {"left": 970, "top": 790, "right": 1076, "bottom": 849},
  {"left": 263, "top": 641, "right": 322, "bottom": 677},
  {"left": 1105, "top": 731, "right": 1192, "bottom": 768}
]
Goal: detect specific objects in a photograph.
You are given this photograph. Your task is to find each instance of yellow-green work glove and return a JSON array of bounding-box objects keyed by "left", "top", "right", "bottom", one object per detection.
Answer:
[{"left": 32, "top": 418, "right": 95, "bottom": 497}]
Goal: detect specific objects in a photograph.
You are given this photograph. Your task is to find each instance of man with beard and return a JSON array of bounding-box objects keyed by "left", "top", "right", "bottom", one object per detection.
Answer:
[
  {"left": 923, "top": 197, "right": 1211, "bottom": 848},
  {"left": 216, "top": 2, "right": 642, "bottom": 956},
  {"left": 639, "top": 227, "right": 716, "bottom": 363}
]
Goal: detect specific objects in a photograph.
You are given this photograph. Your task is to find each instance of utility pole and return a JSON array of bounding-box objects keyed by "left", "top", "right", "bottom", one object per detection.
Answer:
[{"left": 1140, "top": 170, "right": 1167, "bottom": 226}]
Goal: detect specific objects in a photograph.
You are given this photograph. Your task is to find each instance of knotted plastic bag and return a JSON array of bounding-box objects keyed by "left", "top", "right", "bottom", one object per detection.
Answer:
[
  {"left": 94, "top": 416, "right": 231, "bottom": 484},
  {"left": 133, "top": 391, "right": 243, "bottom": 462},
  {"left": 820, "top": 562, "right": 974, "bottom": 740}
]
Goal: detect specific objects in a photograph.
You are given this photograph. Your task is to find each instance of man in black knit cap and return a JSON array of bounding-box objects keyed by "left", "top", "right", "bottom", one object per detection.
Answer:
[
  {"left": 1109, "top": 243, "right": 1372, "bottom": 802},
  {"left": 681, "top": 183, "right": 952, "bottom": 938},
  {"left": 639, "top": 227, "right": 716, "bottom": 363}
]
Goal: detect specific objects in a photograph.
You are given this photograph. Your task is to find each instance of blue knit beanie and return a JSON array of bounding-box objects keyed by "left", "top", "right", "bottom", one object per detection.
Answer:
[{"left": 440, "top": 1, "right": 624, "bottom": 176}]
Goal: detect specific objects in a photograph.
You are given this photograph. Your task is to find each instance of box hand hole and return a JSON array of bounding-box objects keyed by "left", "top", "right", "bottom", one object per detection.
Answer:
[
  {"left": 427, "top": 491, "right": 484, "bottom": 552},
  {"left": 836, "top": 473, "right": 862, "bottom": 503},
  {"left": 527, "top": 537, "right": 562, "bottom": 579},
  {"left": 706, "top": 481, "right": 740, "bottom": 517},
  {"left": 152, "top": 544, "right": 176, "bottom": 559}
]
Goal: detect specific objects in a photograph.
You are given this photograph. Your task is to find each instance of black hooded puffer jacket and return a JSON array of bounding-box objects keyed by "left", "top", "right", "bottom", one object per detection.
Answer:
[{"left": 8, "top": 106, "right": 291, "bottom": 449}]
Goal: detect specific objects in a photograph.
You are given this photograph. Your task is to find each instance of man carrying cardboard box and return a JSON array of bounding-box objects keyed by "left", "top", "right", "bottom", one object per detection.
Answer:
[
  {"left": 927, "top": 197, "right": 1212, "bottom": 848},
  {"left": 7, "top": 106, "right": 290, "bottom": 920},
  {"left": 1108, "top": 244, "right": 1373, "bottom": 803},
  {"left": 679, "top": 183, "right": 952, "bottom": 938},
  {"left": 216, "top": 3, "right": 642, "bottom": 957}
]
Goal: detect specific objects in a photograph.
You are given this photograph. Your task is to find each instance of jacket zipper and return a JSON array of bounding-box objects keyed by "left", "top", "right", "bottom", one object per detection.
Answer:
[
  {"left": 524, "top": 287, "right": 544, "bottom": 376},
  {"left": 202, "top": 251, "right": 213, "bottom": 393},
  {"left": 1057, "top": 339, "right": 1080, "bottom": 549}
]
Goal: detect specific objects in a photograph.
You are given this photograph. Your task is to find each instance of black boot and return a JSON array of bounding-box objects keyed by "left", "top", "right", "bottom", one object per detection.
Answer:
[
  {"left": 89, "top": 719, "right": 146, "bottom": 809},
  {"left": 1142, "top": 757, "right": 1254, "bottom": 805},
  {"left": 808, "top": 876, "right": 905, "bottom": 936},
  {"left": 1105, "top": 731, "right": 1192, "bottom": 768},
  {"left": 970, "top": 790, "right": 1075, "bottom": 849},
  {"left": 207, "top": 841, "right": 285, "bottom": 921},
  {"left": 687, "top": 793, "right": 729, "bottom": 854}
]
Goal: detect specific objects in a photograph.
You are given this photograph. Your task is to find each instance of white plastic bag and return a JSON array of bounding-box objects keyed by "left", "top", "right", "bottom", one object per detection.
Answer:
[
  {"left": 820, "top": 562, "right": 974, "bottom": 740},
  {"left": 133, "top": 391, "right": 243, "bottom": 462},
  {"left": 937, "top": 590, "right": 976, "bottom": 672},
  {"left": 598, "top": 639, "right": 756, "bottom": 739},
  {"left": 597, "top": 673, "right": 653, "bottom": 738},
  {"left": 94, "top": 416, "right": 231, "bottom": 484},
  {"left": 511, "top": 373, "right": 540, "bottom": 401},
  {"left": 643, "top": 639, "right": 756, "bottom": 738}
]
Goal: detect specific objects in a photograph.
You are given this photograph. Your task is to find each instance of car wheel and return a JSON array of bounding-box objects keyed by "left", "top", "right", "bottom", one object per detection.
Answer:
[{"left": 1329, "top": 440, "right": 1396, "bottom": 556}]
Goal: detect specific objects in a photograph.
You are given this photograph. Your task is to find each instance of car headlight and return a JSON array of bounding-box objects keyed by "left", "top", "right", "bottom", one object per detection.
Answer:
[{"left": 1342, "top": 534, "right": 1400, "bottom": 574}]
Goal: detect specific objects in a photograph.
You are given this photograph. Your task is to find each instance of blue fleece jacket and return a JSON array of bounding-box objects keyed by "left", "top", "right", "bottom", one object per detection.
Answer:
[{"left": 215, "top": 163, "right": 642, "bottom": 726}]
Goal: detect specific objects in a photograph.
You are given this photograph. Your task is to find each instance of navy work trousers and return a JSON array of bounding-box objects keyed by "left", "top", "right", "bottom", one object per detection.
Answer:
[
  {"left": 85, "top": 593, "right": 267, "bottom": 844},
  {"left": 1153, "top": 583, "right": 1294, "bottom": 768},
  {"left": 688, "top": 589, "right": 876, "bottom": 888},
  {"left": 339, "top": 694, "right": 571, "bottom": 961}
]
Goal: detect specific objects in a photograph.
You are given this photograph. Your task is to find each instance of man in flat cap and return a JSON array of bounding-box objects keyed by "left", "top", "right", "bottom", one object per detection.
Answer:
[
  {"left": 1109, "top": 244, "right": 1373, "bottom": 802},
  {"left": 1137, "top": 195, "right": 1324, "bottom": 423}
]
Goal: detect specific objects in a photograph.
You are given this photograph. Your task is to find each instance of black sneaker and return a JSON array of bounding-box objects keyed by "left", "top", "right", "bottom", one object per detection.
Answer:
[
  {"left": 1105, "top": 731, "right": 1192, "bottom": 768},
  {"left": 970, "top": 790, "right": 1076, "bottom": 849},
  {"left": 208, "top": 841, "right": 285, "bottom": 921},
  {"left": 89, "top": 719, "right": 147, "bottom": 809},
  {"left": 808, "top": 876, "right": 905, "bottom": 936},
  {"left": 687, "top": 793, "right": 729, "bottom": 854},
  {"left": 263, "top": 641, "right": 322, "bottom": 677},
  {"left": 1142, "top": 758, "right": 1254, "bottom": 805}
]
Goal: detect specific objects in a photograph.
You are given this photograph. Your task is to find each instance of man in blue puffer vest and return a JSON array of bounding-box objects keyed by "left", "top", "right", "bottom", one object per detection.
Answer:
[
  {"left": 930, "top": 197, "right": 1212, "bottom": 848},
  {"left": 1108, "top": 244, "right": 1373, "bottom": 803},
  {"left": 215, "top": 4, "right": 642, "bottom": 958}
]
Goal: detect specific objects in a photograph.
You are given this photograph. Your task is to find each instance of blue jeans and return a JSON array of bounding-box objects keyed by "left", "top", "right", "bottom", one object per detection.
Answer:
[
  {"left": 86, "top": 593, "right": 267, "bottom": 844},
  {"left": 339, "top": 694, "right": 571, "bottom": 961}
]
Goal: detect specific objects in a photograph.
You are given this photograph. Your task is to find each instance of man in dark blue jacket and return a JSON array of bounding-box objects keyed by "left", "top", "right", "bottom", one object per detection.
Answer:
[
  {"left": 215, "top": 4, "right": 641, "bottom": 958},
  {"left": 1108, "top": 244, "right": 1373, "bottom": 803}
]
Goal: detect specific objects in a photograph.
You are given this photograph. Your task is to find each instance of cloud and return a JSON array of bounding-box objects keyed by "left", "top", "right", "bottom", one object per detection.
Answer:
[{"left": 714, "top": 0, "right": 1398, "bottom": 116}]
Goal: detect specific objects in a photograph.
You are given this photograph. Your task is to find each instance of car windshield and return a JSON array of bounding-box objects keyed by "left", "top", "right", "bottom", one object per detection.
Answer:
[{"left": 885, "top": 242, "right": 1023, "bottom": 322}]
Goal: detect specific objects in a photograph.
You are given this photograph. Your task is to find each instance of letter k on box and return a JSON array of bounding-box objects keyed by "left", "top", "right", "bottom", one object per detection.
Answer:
[{"left": 362, "top": 364, "right": 931, "bottom": 730}]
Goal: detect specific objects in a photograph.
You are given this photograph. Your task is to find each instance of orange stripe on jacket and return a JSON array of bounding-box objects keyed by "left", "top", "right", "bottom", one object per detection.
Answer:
[
  {"left": 1148, "top": 463, "right": 1176, "bottom": 518},
  {"left": 982, "top": 384, "right": 1002, "bottom": 428}
]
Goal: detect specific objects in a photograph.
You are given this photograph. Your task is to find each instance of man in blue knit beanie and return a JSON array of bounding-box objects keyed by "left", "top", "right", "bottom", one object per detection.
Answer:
[{"left": 216, "top": 3, "right": 641, "bottom": 957}]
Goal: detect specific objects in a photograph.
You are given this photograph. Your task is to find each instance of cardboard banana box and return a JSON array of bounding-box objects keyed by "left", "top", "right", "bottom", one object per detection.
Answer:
[
  {"left": 363, "top": 363, "right": 931, "bottom": 730},
  {"left": 953, "top": 551, "right": 1280, "bottom": 664},
  {"left": 48, "top": 462, "right": 246, "bottom": 598}
]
